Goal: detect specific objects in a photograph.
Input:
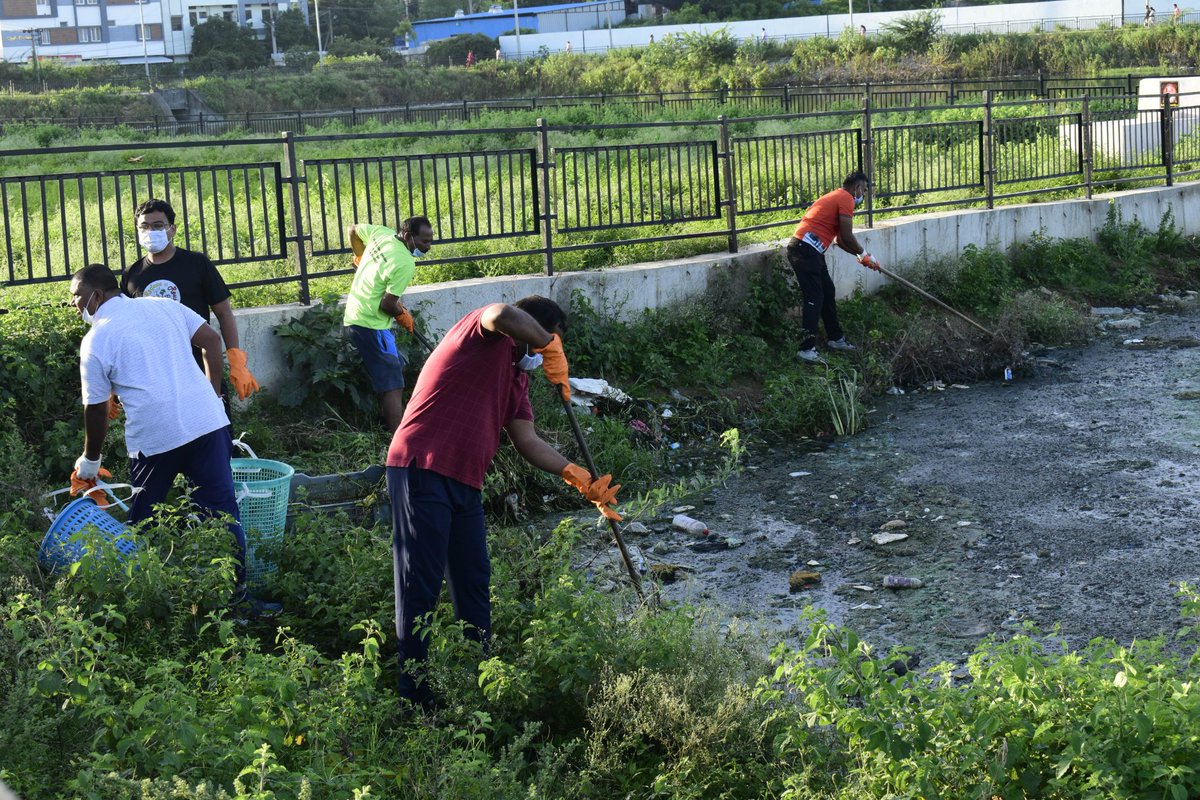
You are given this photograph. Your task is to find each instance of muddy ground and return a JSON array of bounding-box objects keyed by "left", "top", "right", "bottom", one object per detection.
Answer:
[{"left": 584, "top": 300, "right": 1200, "bottom": 669}]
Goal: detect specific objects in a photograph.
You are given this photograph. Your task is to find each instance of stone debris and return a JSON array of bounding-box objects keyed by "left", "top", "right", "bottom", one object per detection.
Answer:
[
  {"left": 1090, "top": 306, "right": 1126, "bottom": 316},
  {"left": 887, "top": 386, "right": 905, "bottom": 395},
  {"left": 871, "top": 532, "right": 909, "bottom": 545},
  {"left": 623, "top": 522, "right": 650, "bottom": 535},
  {"left": 806, "top": 559, "right": 821, "bottom": 566},
  {"left": 880, "top": 519, "right": 907, "bottom": 531},
  {"left": 1104, "top": 317, "right": 1142, "bottom": 331},
  {"left": 672, "top": 505, "right": 695, "bottom": 513}
]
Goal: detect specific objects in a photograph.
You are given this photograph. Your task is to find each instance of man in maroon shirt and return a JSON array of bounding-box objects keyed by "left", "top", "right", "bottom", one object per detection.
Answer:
[{"left": 386, "top": 295, "right": 622, "bottom": 709}]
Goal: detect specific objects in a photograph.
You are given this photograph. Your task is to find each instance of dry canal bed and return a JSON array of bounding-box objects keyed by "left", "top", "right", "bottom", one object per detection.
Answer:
[{"left": 585, "top": 302, "right": 1200, "bottom": 668}]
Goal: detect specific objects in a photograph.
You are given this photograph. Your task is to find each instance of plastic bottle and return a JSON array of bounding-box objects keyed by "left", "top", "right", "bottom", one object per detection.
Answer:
[
  {"left": 1003, "top": 366, "right": 1013, "bottom": 382},
  {"left": 882, "top": 575, "right": 924, "bottom": 589},
  {"left": 672, "top": 514, "right": 709, "bottom": 536}
]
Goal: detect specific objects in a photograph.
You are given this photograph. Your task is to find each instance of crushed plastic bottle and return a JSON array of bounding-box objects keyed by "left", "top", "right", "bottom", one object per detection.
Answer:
[
  {"left": 672, "top": 514, "right": 709, "bottom": 536},
  {"left": 882, "top": 574, "right": 924, "bottom": 589}
]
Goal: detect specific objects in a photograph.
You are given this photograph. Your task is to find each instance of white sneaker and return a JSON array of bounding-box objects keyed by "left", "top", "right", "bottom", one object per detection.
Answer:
[
  {"left": 797, "top": 348, "right": 822, "bottom": 362},
  {"left": 827, "top": 338, "right": 857, "bottom": 351}
]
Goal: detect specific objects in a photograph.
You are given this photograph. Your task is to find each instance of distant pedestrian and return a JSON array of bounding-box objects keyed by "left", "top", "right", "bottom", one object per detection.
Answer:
[
  {"left": 760, "top": 27, "right": 768, "bottom": 42},
  {"left": 1145, "top": 3, "right": 1156, "bottom": 25},
  {"left": 345, "top": 216, "right": 434, "bottom": 432},
  {"left": 787, "top": 171, "right": 881, "bottom": 362},
  {"left": 565, "top": 39, "right": 572, "bottom": 53},
  {"left": 649, "top": 34, "right": 654, "bottom": 44},
  {"left": 859, "top": 23, "right": 867, "bottom": 35},
  {"left": 466, "top": 49, "right": 475, "bottom": 66},
  {"left": 495, "top": 47, "right": 502, "bottom": 60},
  {"left": 1174, "top": 3, "right": 1182, "bottom": 23}
]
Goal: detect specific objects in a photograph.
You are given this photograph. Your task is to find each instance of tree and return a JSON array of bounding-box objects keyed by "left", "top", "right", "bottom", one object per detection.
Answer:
[
  {"left": 425, "top": 33, "right": 497, "bottom": 66},
  {"left": 310, "top": 0, "right": 404, "bottom": 45},
  {"left": 273, "top": 8, "right": 317, "bottom": 51},
  {"left": 190, "top": 18, "right": 270, "bottom": 70}
]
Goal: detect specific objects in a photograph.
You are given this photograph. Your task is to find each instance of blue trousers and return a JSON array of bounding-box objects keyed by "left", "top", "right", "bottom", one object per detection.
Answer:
[
  {"left": 387, "top": 466, "right": 491, "bottom": 704},
  {"left": 128, "top": 426, "right": 246, "bottom": 584}
]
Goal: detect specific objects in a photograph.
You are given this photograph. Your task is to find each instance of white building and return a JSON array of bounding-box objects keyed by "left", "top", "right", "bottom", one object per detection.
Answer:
[{"left": 0, "top": 0, "right": 295, "bottom": 64}]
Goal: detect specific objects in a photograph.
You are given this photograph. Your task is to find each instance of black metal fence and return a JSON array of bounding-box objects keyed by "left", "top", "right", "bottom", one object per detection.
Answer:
[
  {"left": 2, "top": 91, "right": 1196, "bottom": 302},
  {"left": 2, "top": 73, "right": 1185, "bottom": 138}
]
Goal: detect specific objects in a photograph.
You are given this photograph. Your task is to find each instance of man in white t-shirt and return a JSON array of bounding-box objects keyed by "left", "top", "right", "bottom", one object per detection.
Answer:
[{"left": 68, "top": 263, "right": 278, "bottom": 617}]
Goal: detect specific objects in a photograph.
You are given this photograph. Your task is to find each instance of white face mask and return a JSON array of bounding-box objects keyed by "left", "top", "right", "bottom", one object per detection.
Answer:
[
  {"left": 79, "top": 290, "right": 99, "bottom": 325},
  {"left": 516, "top": 351, "right": 543, "bottom": 372},
  {"left": 139, "top": 229, "right": 170, "bottom": 254},
  {"left": 853, "top": 193, "right": 865, "bottom": 206}
]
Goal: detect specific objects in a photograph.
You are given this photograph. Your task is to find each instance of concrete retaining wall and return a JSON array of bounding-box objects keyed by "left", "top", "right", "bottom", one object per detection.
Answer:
[{"left": 229, "top": 182, "right": 1199, "bottom": 395}]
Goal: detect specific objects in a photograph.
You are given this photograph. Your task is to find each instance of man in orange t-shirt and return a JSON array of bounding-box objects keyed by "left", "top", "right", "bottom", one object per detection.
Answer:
[{"left": 786, "top": 171, "right": 881, "bottom": 362}]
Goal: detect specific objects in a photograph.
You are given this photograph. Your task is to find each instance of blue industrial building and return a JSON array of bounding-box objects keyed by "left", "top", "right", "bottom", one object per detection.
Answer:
[{"left": 404, "top": 0, "right": 625, "bottom": 47}]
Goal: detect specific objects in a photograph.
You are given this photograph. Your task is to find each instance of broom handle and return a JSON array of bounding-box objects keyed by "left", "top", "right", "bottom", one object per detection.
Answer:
[
  {"left": 560, "top": 390, "right": 646, "bottom": 602},
  {"left": 876, "top": 264, "right": 998, "bottom": 339}
]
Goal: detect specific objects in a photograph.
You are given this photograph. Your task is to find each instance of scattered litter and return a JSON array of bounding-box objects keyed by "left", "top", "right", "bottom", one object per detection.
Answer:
[
  {"left": 806, "top": 559, "right": 821, "bottom": 566},
  {"left": 661, "top": 407, "right": 674, "bottom": 418},
  {"left": 847, "top": 537, "right": 862, "bottom": 545},
  {"left": 1008, "top": 574, "right": 1022, "bottom": 579},
  {"left": 789, "top": 471, "right": 812, "bottom": 478},
  {"left": 925, "top": 380, "right": 946, "bottom": 391},
  {"left": 669, "top": 442, "right": 681, "bottom": 449},
  {"left": 568, "top": 377, "right": 632, "bottom": 406},
  {"left": 880, "top": 519, "right": 907, "bottom": 531},
  {"left": 852, "top": 584, "right": 875, "bottom": 592},
  {"left": 882, "top": 575, "right": 924, "bottom": 589},
  {"left": 933, "top": 515, "right": 945, "bottom": 521},
  {"left": 672, "top": 505, "right": 695, "bottom": 513},
  {"left": 850, "top": 603, "right": 883, "bottom": 611},
  {"left": 871, "top": 532, "right": 909, "bottom": 545},
  {"left": 623, "top": 522, "right": 650, "bottom": 535},
  {"left": 957, "top": 520, "right": 972, "bottom": 527},
  {"left": 724, "top": 537, "right": 744, "bottom": 549},
  {"left": 829, "top": 494, "right": 839, "bottom": 500},
  {"left": 886, "top": 386, "right": 905, "bottom": 395},
  {"left": 788, "top": 570, "right": 821, "bottom": 592},
  {"left": 672, "top": 514, "right": 709, "bottom": 536},
  {"left": 951, "top": 384, "right": 970, "bottom": 390},
  {"left": 1123, "top": 338, "right": 1145, "bottom": 346},
  {"left": 1105, "top": 317, "right": 1142, "bottom": 330}
]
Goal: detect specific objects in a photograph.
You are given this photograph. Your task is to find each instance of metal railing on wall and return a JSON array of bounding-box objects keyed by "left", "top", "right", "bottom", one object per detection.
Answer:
[
  {"left": 1, "top": 92, "right": 1193, "bottom": 304},
  {"left": 1, "top": 73, "right": 1184, "bottom": 137}
]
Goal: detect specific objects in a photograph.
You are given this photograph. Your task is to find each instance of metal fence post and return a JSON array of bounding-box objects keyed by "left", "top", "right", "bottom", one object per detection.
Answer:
[
  {"left": 352, "top": 106, "right": 358, "bottom": 126},
  {"left": 1038, "top": 71, "right": 1046, "bottom": 98},
  {"left": 949, "top": 77, "right": 957, "bottom": 105},
  {"left": 535, "top": 118, "right": 555, "bottom": 276},
  {"left": 281, "top": 131, "right": 312, "bottom": 304},
  {"left": 1162, "top": 93, "right": 1175, "bottom": 186},
  {"left": 1081, "top": 94, "right": 1093, "bottom": 199},
  {"left": 862, "top": 98, "right": 874, "bottom": 228},
  {"left": 717, "top": 115, "right": 738, "bottom": 253},
  {"left": 982, "top": 90, "right": 995, "bottom": 210},
  {"left": 782, "top": 85, "right": 790, "bottom": 112}
]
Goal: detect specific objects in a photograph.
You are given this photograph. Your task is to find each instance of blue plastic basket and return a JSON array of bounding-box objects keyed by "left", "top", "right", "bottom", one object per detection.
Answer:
[
  {"left": 231, "top": 456, "right": 295, "bottom": 587},
  {"left": 39, "top": 496, "right": 138, "bottom": 572}
]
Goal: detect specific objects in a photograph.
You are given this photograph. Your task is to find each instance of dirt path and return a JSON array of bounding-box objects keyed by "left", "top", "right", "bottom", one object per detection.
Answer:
[{"left": 590, "top": 301, "right": 1200, "bottom": 668}]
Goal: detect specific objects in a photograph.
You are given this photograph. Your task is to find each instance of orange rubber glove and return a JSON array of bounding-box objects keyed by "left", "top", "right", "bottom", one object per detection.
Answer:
[
  {"left": 534, "top": 333, "right": 570, "bottom": 402},
  {"left": 561, "top": 462, "right": 623, "bottom": 521},
  {"left": 70, "top": 466, "right": 113, "bottom": 506},
  {"left": 394, "top": 306, "right": 415, "bottom": 334},
  {"left": 107, "top": 394, "right": 122, "bottom": 420},
  {"left": 226, "top": 348, "right": 260, "bottom": 401},
  {"left": 857, "top": 251, "right": 882, "bottom": 271}
]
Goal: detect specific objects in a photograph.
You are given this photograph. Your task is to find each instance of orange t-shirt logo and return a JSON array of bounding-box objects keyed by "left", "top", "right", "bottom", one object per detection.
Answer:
[{"left": 794, "top": 188, "right": 855, "bottom": 251}]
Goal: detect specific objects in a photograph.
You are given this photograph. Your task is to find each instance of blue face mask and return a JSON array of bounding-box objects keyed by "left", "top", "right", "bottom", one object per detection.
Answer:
[
  {"left": 853, "top": 193, "right": 865, "bottom": 206},
  {"left": 411, "top": 248, "right": 425, "bottom": 258}
]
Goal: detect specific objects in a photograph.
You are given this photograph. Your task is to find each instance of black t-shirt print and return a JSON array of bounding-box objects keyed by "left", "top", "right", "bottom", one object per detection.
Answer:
[{"left": 121, "top": 248, "right": 231, "bottom": 323}]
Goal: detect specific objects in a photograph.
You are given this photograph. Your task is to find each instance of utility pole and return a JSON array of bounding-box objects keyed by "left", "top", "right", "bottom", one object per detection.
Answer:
[
  {"left": 513, "top": 0, "right": 521, "bottom": 59},
  {"left": 314, "top": 0, "right": 324, "bottom": 64},
  {"left": 137, "top": 0, "right": 152, "bottom": 90},
  {"left": 22, "top": 28, "right": 43, "bottom": 88}
]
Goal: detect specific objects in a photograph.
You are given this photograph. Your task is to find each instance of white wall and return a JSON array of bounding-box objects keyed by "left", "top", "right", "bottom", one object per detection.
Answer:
[
  {"left": 230, "top": 180, "right": 1199, "bottom": 394},
  {"left": 500, "top": 0, "right": 1128, "bottom": 57}
]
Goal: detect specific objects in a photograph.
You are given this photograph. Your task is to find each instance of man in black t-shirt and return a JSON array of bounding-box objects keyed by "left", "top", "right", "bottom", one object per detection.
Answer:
[{"left": 122, "top": 199, "right": 260, "bottom": 408}]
